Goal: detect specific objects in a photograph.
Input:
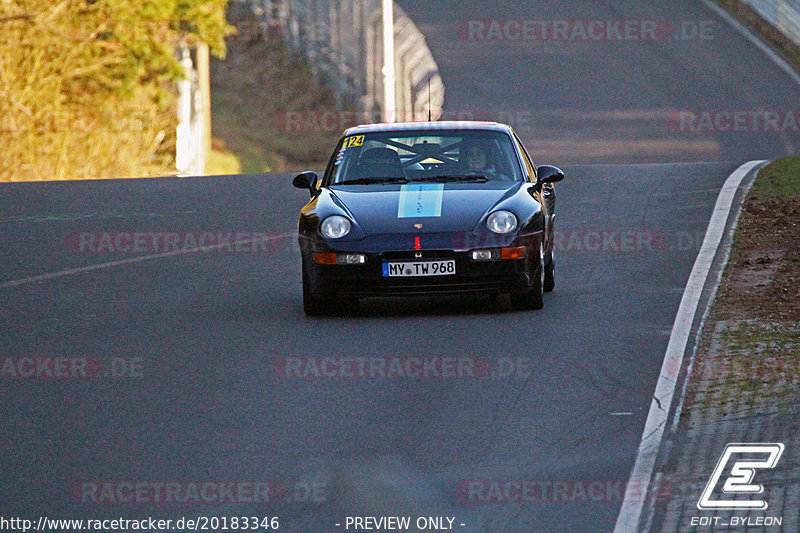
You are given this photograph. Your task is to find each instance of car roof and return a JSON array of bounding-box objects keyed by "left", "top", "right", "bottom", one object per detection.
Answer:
[{"left": 342, "top": 121, "right": 514, "bottom": 136}]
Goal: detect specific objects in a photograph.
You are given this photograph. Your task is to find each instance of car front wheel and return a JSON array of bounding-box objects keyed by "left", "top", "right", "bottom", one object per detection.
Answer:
[
  {"left": 302, "top": 261, "right": 334, "bottom": 316},
  {"left": 544, "top": 250, "right": 555, "bottom": 292},
  {"left": 511, "top": 241, "right": 544, "bottom": 310}
]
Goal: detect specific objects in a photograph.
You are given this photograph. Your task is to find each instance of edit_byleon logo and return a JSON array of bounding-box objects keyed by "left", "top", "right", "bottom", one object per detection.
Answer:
[{"left": 697, "top": 443, "right": 784, "bottom": 510}]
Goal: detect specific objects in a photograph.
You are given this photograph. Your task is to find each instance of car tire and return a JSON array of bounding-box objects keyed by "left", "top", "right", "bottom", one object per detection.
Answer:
[
  {"left": 302, "top": 262, "right": 334, "bottom": 316},
  {"left": 511, "top": 242, "right": 544, "bottom": 310},
  {"left": 543, "top": 251, "right": 555, "bottom": 292}
]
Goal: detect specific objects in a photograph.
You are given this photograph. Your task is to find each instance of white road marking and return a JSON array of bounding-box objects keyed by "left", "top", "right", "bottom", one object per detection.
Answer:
[
  {"left": 0, "top": 232, "right": 295, "bottom": 290},
  {"left": 613, "top": 160, "right": 767, "bottom": 532}
]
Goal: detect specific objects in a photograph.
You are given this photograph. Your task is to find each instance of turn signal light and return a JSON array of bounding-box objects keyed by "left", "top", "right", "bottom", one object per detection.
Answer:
[
  {"left": 500, "top": 246, "right": 526, "bottom": 260},
  {"left": 312, "top": 252, "right": 337, "bottom": 265},
  {"left": 313, "top": 252, "right": 367, "bottom": 265}
]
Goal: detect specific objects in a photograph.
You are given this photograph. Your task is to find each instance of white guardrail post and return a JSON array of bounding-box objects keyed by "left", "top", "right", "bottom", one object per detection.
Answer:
[
  {"left": 176, "top": 43, "right": 205, "bottom": 177},
  {"left": 176, "top": 44, "right": 192, "bottom": 176},
  {"left": 382, "top": 0, "right": 396, "bottom": 122}
]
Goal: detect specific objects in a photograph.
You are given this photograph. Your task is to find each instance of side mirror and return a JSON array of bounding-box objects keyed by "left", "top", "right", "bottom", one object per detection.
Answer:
[
  {"left": 537, "top": 165, "right": 564, "bottom": 186},
  {"left": 293, "top": 171, "right": 318, "bottom": 195}
]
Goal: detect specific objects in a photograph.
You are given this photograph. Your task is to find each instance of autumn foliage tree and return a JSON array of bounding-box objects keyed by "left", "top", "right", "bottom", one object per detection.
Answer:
[{"left": 0, "top": 0, "right": 231, "bottom": 180}]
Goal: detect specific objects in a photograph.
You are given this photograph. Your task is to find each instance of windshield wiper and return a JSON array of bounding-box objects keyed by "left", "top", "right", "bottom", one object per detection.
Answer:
[
  {"left": 411, "top": 174, "right": 488, "bottom": 183},
  {"left": 335, "top": 177, "right": 409, "bottom": 185}
]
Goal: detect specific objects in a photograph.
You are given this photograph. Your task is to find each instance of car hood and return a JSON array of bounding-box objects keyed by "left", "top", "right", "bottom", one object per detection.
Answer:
[{"left": 328, "top": 182, "right": 522, "bottom": 234}]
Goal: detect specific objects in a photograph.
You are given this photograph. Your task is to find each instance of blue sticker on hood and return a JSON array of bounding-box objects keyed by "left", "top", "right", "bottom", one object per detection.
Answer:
[{"left": 398, "top": 184, "right": 444, "bottom": 218}]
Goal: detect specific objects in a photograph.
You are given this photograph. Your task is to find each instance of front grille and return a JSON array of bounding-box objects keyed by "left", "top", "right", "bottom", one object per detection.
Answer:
[
  {"left": 340, "top": 280, "right": 505, "bottom": 297},
  {"left": 380, "top": 249, "right": 455, "bottom": 261}
]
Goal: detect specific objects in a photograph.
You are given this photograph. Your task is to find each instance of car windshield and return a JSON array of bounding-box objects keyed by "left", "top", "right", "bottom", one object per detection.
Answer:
[{"left": 325, "top": 129, "right": 524, "bottom": 185}]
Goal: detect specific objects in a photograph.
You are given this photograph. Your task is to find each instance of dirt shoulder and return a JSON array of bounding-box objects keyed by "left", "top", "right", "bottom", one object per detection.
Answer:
[
  {"left": 718, "top": 158, "right": 800, "bottom": 321},
  {"left": 654, "top": 157, "right": 800, "bottom": 531}
]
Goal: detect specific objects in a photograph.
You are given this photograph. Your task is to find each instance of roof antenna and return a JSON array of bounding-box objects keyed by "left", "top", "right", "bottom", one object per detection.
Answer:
[{"left": 427, "top": 77, "right": 432, "bottom": 122}]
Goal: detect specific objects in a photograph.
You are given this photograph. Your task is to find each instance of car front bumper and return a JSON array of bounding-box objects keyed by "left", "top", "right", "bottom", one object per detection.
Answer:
[{"left": 300, "top": 233, "right": 542, "bottom": 299}]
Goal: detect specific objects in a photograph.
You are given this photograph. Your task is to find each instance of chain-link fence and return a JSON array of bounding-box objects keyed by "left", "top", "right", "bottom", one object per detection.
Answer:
[{"left": 245, "top": 0, "right": 444, "bottom": 122}]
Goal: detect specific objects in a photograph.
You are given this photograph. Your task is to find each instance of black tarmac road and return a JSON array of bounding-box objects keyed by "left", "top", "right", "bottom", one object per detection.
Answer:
[
  {"left": 400, "top": 0, "right": 800, "bottom": 165},
  {"left": 2, "top": 1, "right": 799, "bottom": 532}
]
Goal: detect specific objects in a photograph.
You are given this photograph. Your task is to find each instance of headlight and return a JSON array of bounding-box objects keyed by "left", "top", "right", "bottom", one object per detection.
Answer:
[
  {"left": 485, "top": 210, "right": 518, "bottom": 234},
  {"left": 320, "top": 215, "right": 351, "bottom": 239}
]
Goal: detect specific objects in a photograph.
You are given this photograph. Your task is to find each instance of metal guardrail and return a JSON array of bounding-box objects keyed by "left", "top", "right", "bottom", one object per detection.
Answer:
[
  {"left": 742, "top": 0, "right": 800, "bottom": 45},
  {"left": 247, "top": 0, "right": 444, "bottom": 122}
]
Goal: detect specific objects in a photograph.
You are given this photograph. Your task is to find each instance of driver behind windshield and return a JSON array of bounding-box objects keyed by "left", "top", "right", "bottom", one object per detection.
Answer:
[
  {"left": 327, "top": 131, "right": 522, "bottom": 184},
  {"left": 460, "top": 140, "right": 504, "bottom": 179}
]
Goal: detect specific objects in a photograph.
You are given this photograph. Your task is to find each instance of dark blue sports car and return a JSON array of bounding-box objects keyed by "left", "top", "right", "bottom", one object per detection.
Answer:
[{"left": 292, "top": 121, "right": 564, "bottom": 315}]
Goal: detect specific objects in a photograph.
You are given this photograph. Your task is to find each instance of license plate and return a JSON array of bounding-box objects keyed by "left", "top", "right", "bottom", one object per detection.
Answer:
[{"left": 382, "top": 260, "right": 456, "bottom": 277}]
